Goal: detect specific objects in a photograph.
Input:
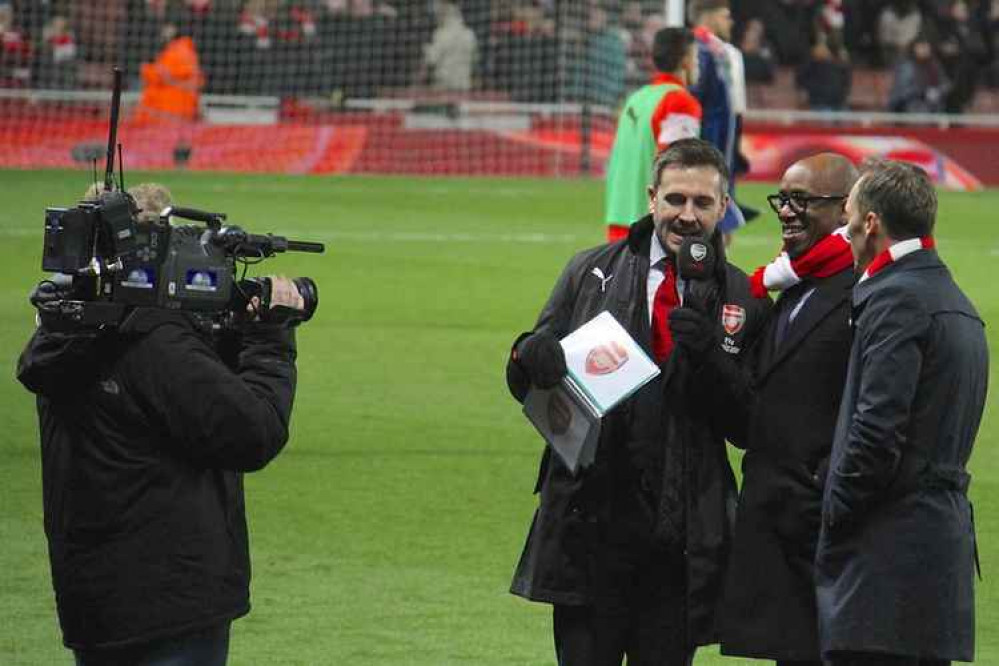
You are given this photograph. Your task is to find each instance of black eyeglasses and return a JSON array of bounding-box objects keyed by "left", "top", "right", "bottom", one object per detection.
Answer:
[{"left": 766, "top": 192, "right": 846, "bottom": 215}]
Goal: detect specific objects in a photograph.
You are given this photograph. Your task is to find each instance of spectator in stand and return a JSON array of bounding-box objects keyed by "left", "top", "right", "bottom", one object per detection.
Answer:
[
  {"left": 195, "top": 1, "right": 244, "bottom": 94},
  {"left": 621, "top": 12, "right": 671, "bottom": 99},
  {"left": 486, "top": 1, "right": 517, "bottom": 94},
  {"left": 273, "top": 1, "right": 320, "bottom": 95},
  {"left": 36, "top": 15, "right": 77, "bottom": 89},
  {"left": 888, "top": 33, "right": 951, "bottom": 112},
  {"left": 987, "top": 0, "right": 999, "bottom": 86},
  {"left": 622, "top": 1, "right": 651, "bottom": 90},
  {"left": 317, "top": 0, "right": 351, "bottom": 100},
  {"left": 842, "top": 0, "right": 883, "bottom": 65},
  {"left": 762, "top": 0, "right": 818, "bottom": 66},
  {"left": 490, "top": 1, "right": 557, "bottom": 102},
  {"left": 236, "top": 0, "right": 275, "bottom": 94},
  {"left": 817, "top": 0, "right": 846, "bottom": 45},
  {"left": 878, "top": 0, "right": 923, "bottom": 65},
  {"left": 571, "top": 2, "right": 627, "bottom": 108},
  {"left": 187, "top": 0, "right": 213, "bottom": 18},
  {"left": 180, "top": 0, "right": 214, "bottom": 55},
  {"left": 739, "top": 18, "right": 775, "bottom": 84},
  {"left": 935, "top": 0, "right": 989, "bottom": 112},
  {"left": 0, "top": 2, "right": 31, "bottom": 87},
  {"left": 17, "top": 0, "right": 46, "bottom": 42},
  {"left": 796, "top": 33, "right": 852, "bottom": 110},
  {"left": 341, "top": 0, "right": 399, "bottom": 97},
  {"left": 126, "top": 0, "right": 169, "bottom": 83},
  {"left": 133, "top": 18, "right": 204, "bottom": 126},
  {"left": 421, "top": 0, "right": 478, "bottom": 92}
]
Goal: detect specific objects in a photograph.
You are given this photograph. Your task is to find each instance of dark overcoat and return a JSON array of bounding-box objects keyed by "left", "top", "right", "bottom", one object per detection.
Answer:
[
  {"left": 505, "top": 217, "right": 769, "bottom": 646},
  {"left": 815, "top": 249, "right": 988, "bottom": 662},
  {"left": 720, "top": 268, "right": 854, "bottom": 661}
]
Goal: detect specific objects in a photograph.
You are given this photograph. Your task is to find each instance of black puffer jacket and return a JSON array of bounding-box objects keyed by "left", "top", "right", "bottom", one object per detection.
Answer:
[
  {"left": 17, "top": 308, "right": 297, "bottom": 650},
  {"left": 506, "top": 217, "right": 769, "bottom": 645}
]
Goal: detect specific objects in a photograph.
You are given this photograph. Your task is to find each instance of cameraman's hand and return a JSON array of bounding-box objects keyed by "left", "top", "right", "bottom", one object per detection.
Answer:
[
  {"left": 514, "top": 331, "right": 567, "bottom": 389},
  {"left": 247, "top": 276, "right": 304, "bottom": 321},
  {"left": 668, "top": 306, "right": 715, "bottom": 357},
  {"left": 269, "top": 276, "right": 305, "bottom": 311}
]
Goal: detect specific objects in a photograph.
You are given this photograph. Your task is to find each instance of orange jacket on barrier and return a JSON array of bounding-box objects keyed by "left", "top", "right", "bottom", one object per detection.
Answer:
[{"left": 133, "top": 36, "right": 204, "bottom": 124}]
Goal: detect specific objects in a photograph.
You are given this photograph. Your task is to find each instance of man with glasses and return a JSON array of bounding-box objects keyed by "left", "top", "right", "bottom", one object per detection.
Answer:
[{"left": 717, "top": 153, "right": 859, "bottom": 666}]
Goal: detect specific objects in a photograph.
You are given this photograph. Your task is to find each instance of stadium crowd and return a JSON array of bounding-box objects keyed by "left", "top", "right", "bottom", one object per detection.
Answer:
[{"left": 1, "top": 0, "right": 998, "bottom": 113}]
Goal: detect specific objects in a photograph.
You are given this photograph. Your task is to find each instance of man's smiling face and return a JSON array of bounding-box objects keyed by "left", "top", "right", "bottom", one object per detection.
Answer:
[
  {"left": 648, "top": 165, "right": 728, "bottom": 254},
  {"left": 772, "top": 161, "right": 848, "bottom": 259}
]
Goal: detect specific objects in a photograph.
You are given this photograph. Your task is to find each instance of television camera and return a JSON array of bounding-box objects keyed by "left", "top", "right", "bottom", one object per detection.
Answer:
[{"left": 34, "top": 69, "right": 324, "bottom": 330}]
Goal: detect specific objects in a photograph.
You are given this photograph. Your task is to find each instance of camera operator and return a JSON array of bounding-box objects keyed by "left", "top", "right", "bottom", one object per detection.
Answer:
[
  {"left": 81, "top": 181, "right": 172, "bottom": 224},
  {"left": 18, "top": 250, "right": 306, "bottom": 664}
]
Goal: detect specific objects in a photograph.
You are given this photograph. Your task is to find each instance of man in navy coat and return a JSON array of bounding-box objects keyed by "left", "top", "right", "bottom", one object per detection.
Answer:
[{"left": 816, "top": 160, "right": 989, "bottom": 666}]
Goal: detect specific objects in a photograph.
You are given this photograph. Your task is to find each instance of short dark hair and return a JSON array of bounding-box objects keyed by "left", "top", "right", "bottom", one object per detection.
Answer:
[
  {"left": 689, "top": 0, "right": 729, "bottom": 22},
  {"left": 652, "top": 27, "right": 695, "bottom": 73},
  {"left": 651, "top": 138, "right": 730, "bottom": 195},
  {"left": 854, "top": 160, "right": 936, "bottom": 239}
]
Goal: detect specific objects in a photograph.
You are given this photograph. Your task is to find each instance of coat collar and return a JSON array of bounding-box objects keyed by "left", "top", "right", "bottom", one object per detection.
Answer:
[
  {"left": 625, "top": 214, "right": 728, "bottom": 281},
  {"left": 626, "top": 214, "right": 655, "bottom": 256},
  {"left": 853, "top": 249, "right": 943, "bottom": 307}
]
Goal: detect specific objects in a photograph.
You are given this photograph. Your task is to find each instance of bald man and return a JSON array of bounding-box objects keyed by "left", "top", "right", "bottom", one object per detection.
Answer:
[{"left": 716, "top": 154, "right": 859, "bottom": 666}]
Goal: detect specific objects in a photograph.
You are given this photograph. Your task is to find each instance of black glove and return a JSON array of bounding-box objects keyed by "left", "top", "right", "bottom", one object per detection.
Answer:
[
  {"left": 668, "top": 306, "right": 714, "bottom": 357},
  {"left": 515, "top": 331, "right": 567, "bottom": 389},
  {"left": 29, "top": 280, "right": 69, "bottom": 307}
]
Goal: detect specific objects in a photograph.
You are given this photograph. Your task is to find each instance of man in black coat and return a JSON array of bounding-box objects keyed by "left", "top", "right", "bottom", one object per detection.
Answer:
[
  {"left": 17, "top": 277, "right": 306, "bottom": 665},
  {"left": 816, "top": 160, "right": 989, "bottom": 666},
  {"left": 719, "top": 153, "right": 858, "bottom": 666},
  {"left": 505, "top": 138, "right": 769, "bottom": 666}
]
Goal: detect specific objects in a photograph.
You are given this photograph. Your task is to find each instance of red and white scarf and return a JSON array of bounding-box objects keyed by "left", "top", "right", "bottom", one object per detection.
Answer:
[
  {"left": 749, "top": 226, "right": 852, "bottom": 298},
  {"left": 859, "top": 236, "right": 935, "bottom": 283}
]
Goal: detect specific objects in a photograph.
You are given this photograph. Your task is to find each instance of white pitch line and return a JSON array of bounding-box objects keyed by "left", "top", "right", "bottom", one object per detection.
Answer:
[
  {"left": 3, "top": 223, "right": 987, "bottom": 252},
  {"left": 0, "top": 227, "right": 589, "bottom": 244},
  {"left": 297, "top": 230, "right": 587, "bottom": 244}
]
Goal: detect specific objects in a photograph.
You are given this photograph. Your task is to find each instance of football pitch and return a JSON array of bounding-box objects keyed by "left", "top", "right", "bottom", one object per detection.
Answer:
[{"left": 1, "top": 170, "right": 996, "bottom": 665}]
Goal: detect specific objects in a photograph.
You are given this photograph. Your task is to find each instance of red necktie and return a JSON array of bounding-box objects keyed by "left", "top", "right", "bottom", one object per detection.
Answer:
[{"left": 651, "top": 261, "right": 679, "bottom": 363}]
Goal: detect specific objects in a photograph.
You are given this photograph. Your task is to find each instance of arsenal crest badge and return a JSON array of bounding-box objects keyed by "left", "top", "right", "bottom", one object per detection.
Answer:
[
  {"left": 547, "top": 392, "right": 572, "bottom": 435},
  {"left": 585, "top": 341, "right": 630, "bottom": 375},
  {"left": 721, "top": 304, "right": 746, "bottom": 336}
]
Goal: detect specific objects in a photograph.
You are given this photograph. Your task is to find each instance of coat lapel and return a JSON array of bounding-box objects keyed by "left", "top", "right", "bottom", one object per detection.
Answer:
[{"left": 756, "top": 269, "right": 854, "bottom": 383}]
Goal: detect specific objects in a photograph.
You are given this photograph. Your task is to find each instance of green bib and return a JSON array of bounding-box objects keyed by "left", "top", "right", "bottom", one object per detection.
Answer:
[{"left": 604, "top": 82, "right": 681, "bottom": 226}]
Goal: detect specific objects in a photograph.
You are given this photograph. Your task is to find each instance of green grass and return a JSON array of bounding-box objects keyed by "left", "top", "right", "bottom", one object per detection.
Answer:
[{"left": 1, "top": 170, "right": 996, "bottom": 665}]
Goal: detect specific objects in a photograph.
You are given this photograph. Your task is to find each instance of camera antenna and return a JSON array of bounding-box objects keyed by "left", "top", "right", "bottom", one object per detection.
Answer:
[
  {"left": 103, "top": 67, "right": 123, "bottom": 193},
  {"left": 118, "top": 143, "right": 125, "bottom": 192}
]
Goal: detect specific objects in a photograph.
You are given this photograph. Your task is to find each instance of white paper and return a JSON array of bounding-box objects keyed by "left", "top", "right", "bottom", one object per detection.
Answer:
[{"left": 559, "top": 311, "right": 660, "bottom": 416}]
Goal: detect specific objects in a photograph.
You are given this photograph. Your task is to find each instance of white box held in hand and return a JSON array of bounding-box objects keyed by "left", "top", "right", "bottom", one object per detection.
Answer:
[
  {"left": 522, "top": 311, "right": 660, "bottom": 474},
  {"left": 559, "top": 310, "right": 660, "bottom": 416}
]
